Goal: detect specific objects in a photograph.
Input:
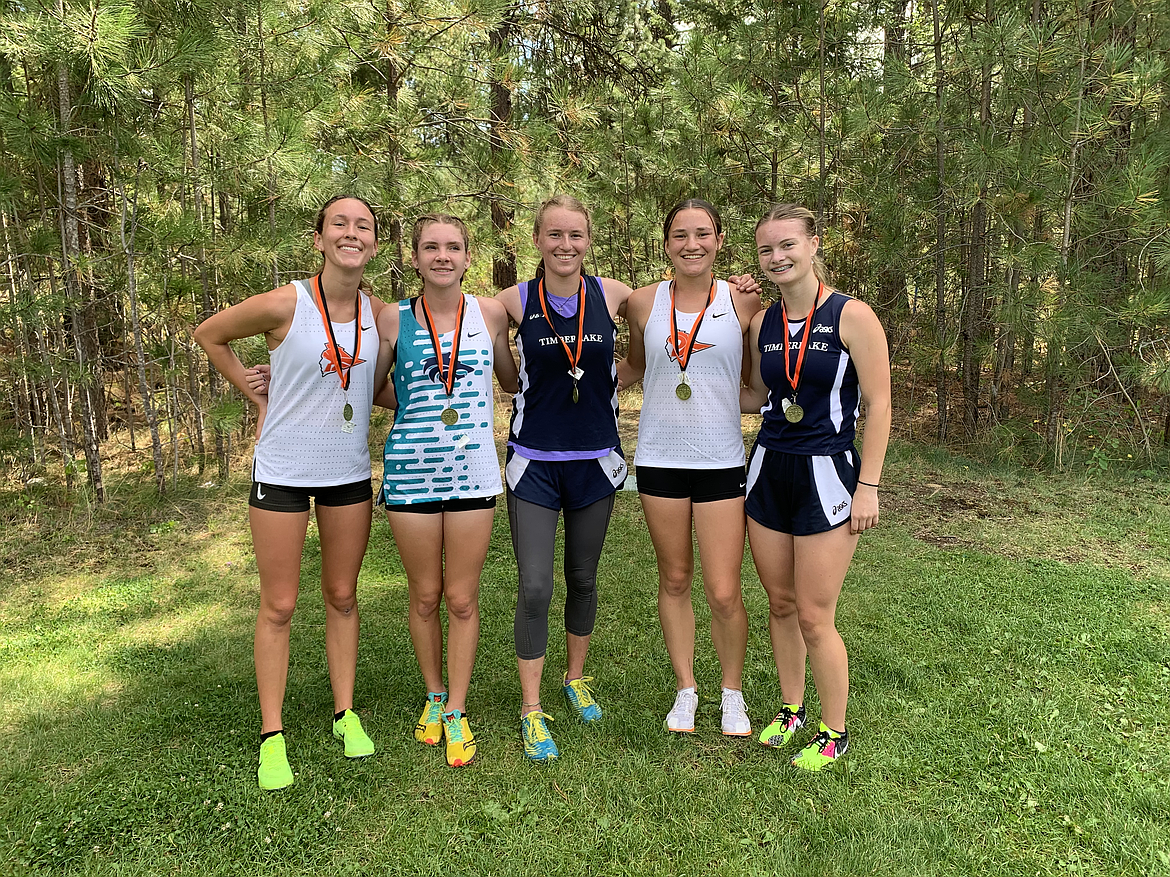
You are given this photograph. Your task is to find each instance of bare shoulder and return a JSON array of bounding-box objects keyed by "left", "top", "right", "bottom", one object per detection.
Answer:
[
  {"left": 476, "top": 295, "right": 510, "bottom": 331},
  {"left": 626, "top": 283, "right": 658, "bottom": 327},
  {"left": 839, "top": 296, "right": 883, "bottom": 333},
  {"left": 729, "top": 283, "right": 762, "bottom": 324},
  {"left": 495, "top": 284, "right": 523, "bottom": 322}
]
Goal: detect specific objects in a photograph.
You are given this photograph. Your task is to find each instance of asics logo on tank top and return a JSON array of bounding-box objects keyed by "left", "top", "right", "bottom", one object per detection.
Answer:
[
  {"left": 812, "top": 324, "right": 833, "bottom": 334},
  {"left": 319, "top": 344, "right": 364, "bottom": 378}
]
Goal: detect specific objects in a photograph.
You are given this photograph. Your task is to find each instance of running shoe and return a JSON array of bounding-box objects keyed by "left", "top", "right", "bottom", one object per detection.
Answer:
[
  {"left": 442, "top": 709, "right": 476, "bottom": 767},
  {"left": 414, "top": 691, "right": 447, "bottom": 745},
  {"left": 720, "top": 688, "right": 752, "bottom": 736},
  {"left": 563, "top": 674, "right": 602, "bottom": 723},
  {"left": 521, "top": 711, "right": 559, "bottom": 763},
  {"left": 332, "top": 709, "right": 375, "bottom": 758},
  {"left": 664, "top": 687, "right": 698, "bottom": 733},
  {"left": 257, "top": 733, "right": 294, "bottom": 791},
  {"left": 758, "top": 703, "right": 806, "bottom": 748},
  {"left": 791, "top": 722, "right": 849, "bottom": 771}
]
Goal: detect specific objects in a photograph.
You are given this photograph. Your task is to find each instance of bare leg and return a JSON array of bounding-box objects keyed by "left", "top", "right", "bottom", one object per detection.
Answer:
[
  {"left": 747, "top": 519, "right": 806, "bottom": 706},
  {"left": 792, "top": 526, "right": 859, "bottom": 730},
  {"left": 519, "top": 655, "right": 546, "bottom": 716},
  {"left": 250, "top": 507, "right": 310, "bottom": 734},
  {"left": 640, "top": 494, "right": 697, "bottom": 690},
  {"left": 386, "top": 510, "right": 447, "bottom": 696},
  {"left": 435, "top": 508, "right": 494, "bottom": 712},
  {"left": 692, "top": 497, "right": 748, "bottom": 691},
  {"left": 315, "top": 500, "right": 372, "bottom": 714}
]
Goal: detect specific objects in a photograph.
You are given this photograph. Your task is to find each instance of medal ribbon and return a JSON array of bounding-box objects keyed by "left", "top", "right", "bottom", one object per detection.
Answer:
[
  {"left": 313, "top": 273, "right": 362, "bottom": 391},
  {"left": 669, "top": 278, "right": 716, "bottom": 373},
  {"left": 419, "top": 293, "right": 467, "bottom": 399},
  {"left": 779, "top": 281, "right": 824, "bottom": 399},
  {"left": 537, "top": 277, "right": 586, "bottom": 377}
]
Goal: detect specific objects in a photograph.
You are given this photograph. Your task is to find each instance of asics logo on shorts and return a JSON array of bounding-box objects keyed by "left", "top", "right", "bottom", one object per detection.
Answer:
[{"left": 832, "top": 499, "right": 848, "bottom": 516}]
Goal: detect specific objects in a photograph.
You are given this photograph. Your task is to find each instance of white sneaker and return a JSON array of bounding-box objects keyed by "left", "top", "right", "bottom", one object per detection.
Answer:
[
  {"left": 664, "top": 687, "right": 698, "bottom": 733},
  {"left": 720, "top": 688, "right": 751, "bottom": 736}
]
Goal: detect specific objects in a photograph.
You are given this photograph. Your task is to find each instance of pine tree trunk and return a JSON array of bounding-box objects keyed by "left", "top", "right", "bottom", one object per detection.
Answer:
[
  {"left": 489, "top": 13, "right": 517, "bottom": 290},
  {"left": 56, "top": 49, "right": 104, "bottom": 500},
  {"left": 932, "top": 0, "right": 948, "bottom": 444}
]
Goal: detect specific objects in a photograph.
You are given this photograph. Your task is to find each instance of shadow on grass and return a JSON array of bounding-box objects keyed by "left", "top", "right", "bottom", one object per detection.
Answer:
[{"left": 1, "top": 479, "right": 1169, "bottom": 876}]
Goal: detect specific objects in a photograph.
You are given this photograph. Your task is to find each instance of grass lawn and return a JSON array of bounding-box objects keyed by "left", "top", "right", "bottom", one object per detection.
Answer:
[{"left": 0, "top": 436, "right": 1168, "bottom": 876}]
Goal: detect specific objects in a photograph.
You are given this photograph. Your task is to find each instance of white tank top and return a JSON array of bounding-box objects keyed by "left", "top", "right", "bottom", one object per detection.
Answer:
[
  {"left": 252, "top": 279, "right": 378, "bottom": 486},
  {"left": 634, "top": 279, "right": 745, "bottom": 469}
]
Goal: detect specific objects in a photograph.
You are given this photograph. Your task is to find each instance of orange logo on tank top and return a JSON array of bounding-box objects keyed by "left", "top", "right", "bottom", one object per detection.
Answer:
[
  {"left": 665, "top": 329, "right": 714, "bottom": 363},
  {"left": 319, "top": 344, "right": 365, "bottom": 378}
]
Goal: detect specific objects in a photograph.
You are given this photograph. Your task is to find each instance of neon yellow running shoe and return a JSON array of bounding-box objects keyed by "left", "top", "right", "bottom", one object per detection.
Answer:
[
  {"left": 414, "top": 691, "right": 447, "bottom": 745},
  {"left": 520, "top": 711, "right": 559, "bottom": 763},
  {"left": 257, "top": 733, "right": 293, "bottom": 790},
  {"left": 791, "top": 722, "right": 849, "bottom": 771},
  {"left": 442, "top": 709, "right": 476, "bottom": 767},
  {"left": 563, "top": 674, "right": 602, "bottom": 723},
  {"left": 332, "top": 709, "right": 375, "bottom": 758},
  {"left": 758, "top": 703, "right": 806, "bottom": 748}
]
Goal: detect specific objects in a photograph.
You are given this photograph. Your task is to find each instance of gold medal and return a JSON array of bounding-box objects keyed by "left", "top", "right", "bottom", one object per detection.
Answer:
[
  {"left": 675, "top": 379, "right": 692, "bottom": 400},
  {"left": 784, "top": 401, "right": 804, "bottom": 424},
  {"left": 343, "top": 402, "right": 353, "bottom": 422},
  {"left": 441, "top": 407, "right": 459, "bottom": 425},
  {"left": 571, "top": 385, "right": 580, "bottom": 404}
]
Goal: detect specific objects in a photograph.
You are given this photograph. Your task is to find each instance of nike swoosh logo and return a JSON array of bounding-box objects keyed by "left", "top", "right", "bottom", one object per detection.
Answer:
[
  {"left": 712, "top": 312, "right": 728, "bottom": 318},
  {"left": 256, "top": 485, "right": 266, "bottom": 500},
  {"left": 739, "top": 483, "right": 746, "bottom": 489},
  {"left": 468, "top": 331, "right": 482, "bottom": 337}
]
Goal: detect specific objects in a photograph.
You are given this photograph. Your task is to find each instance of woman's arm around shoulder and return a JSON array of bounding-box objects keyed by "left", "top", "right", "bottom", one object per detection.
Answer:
[
  {"left": 598, "top": 277, "right": 636, "bottom": 321},
  {"left": 740, "top": 308, "right": 769, "bottom": 414},
  {"left": 480, "top": 296, "right": 519, "bottom": 394},
  {"left": 840, "top": 297, "right": 891, "bottom": 534},
  {"left": 194, "top": 284, "right": 298, "bottom": 404},
  {"left": 615, "top": 283, "right": 656, "bottom": 391},
  {"left": 371, "top": 301, "right": 400, "bottom": 410}
]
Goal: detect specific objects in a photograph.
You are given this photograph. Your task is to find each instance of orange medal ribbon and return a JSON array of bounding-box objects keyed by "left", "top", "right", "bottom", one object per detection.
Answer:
[
  {"left": 537, "top": 277, "right": 586, "bottom": 399},
  {"left": 419, "top": 293, "right": 467, "bottom": 400},
  {"left": 669, "top": 278, "right": 716, "bottom": 373},
  {"left": 779, "top": 281, "right": 824, "bottom": 402},
  {"left": 312, "top": 274, "right": 362, "bottom": 425}
]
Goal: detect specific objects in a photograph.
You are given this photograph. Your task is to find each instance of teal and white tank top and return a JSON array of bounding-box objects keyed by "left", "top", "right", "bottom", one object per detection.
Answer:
[{"left": 380, "top": 294, "right": 502, "bottom": 504}]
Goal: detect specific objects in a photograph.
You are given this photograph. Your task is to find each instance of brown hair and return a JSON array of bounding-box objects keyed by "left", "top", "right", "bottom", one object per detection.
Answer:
[
  {"left": 755, "top": 203, "right": 828, "bottom": 283},
  {"left": 663, "top": 198, "right": 722, "bottom": 241},
  {"left": 315, "top": 195, "right": 379, "bottom": 240},
  {"left": 410, "top": 213, "right": 471, "bottom": 283},
  {"left": 411, "top": 213, "right": 470, "bottom": 252}
]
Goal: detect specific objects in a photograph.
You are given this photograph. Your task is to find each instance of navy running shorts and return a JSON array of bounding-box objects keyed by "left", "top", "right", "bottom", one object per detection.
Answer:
[
  {"left": 504, "top": 447, "right": 627, "bottom": 511},
  {"left": 744, "top": 443, "right": 858, "bottom": 536}
]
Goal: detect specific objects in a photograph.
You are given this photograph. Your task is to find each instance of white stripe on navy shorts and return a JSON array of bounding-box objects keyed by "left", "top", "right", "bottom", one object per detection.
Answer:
[{"left": 745, "top": 443, "right": 858, "bottom": 536}]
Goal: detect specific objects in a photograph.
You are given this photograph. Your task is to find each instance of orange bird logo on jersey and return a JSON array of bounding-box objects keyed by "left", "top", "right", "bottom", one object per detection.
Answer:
[
  {"left": 319, "top": 344, "right": 365, "bottom": 378},
  {"left": 665, "top": 329, "right": 714, "bottom": 363}
]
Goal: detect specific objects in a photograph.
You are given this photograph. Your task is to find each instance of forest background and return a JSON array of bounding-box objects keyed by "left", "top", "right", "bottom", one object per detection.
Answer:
[{"left": 1, "top": 0, "right": 1168, "bottom": 496}]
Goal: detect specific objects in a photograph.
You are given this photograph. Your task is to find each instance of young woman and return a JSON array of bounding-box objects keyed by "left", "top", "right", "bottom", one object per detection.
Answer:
[
  {"left": 195, "top": 195, "right": 384, "bottom": 791},
  {"left": 495, "top": 195, "right": 636, "bottom": 763},
  {"left": 373, "top": 214, "right": 518, "bottom": 767},
  {"left": 618, "top": 198, "right": 762, "bottom": 737},
  {"left": 741, "top": 203, "right": 891, "bottom": 770}
]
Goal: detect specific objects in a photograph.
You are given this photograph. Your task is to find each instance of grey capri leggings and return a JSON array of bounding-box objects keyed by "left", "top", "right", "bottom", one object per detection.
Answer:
[{"left": 508, "top": 489, "right": 616, "bottom": 660}]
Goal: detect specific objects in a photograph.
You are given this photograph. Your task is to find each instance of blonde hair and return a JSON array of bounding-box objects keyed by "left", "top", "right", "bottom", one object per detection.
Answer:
[
  {"left": 755, "top": 203, "right": 828, "bottom": 283},
  {"left": 532, "top": 195, "right": 592, "bottom": 280}
]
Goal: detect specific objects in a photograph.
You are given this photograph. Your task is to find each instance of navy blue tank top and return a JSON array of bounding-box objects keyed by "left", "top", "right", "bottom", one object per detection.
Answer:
[
  {"left": 509, "top": 275, "right": 620, "bottom": 453},
  {"left": 756, "top": 291, "right": 860, "bottom": 455}
]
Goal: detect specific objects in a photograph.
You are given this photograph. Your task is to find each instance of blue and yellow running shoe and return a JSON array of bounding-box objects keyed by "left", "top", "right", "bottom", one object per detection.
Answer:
[
  {"left": 562, "top": 674, "right": 602, "bottom": 723},
  {"left": 521, "top": 711, "right": 559, "bottom": 763}
]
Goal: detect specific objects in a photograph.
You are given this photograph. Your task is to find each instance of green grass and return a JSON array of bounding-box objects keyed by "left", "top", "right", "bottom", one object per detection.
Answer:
[{"left": 1, "top": 446, "right": 1168, "bottom": 876}]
